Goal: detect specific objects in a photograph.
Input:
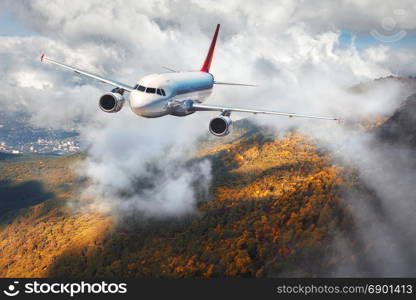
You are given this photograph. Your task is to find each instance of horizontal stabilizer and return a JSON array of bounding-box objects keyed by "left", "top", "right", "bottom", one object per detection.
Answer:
[
  {"left": 214, "top": 81, "right": 257, "bottom": 87},
  {"left": 162, "top": 66, "right": 178, "bottom": 73}
]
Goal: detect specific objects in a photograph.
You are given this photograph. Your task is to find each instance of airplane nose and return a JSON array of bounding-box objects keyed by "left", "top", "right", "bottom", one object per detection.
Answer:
[
  {"left": 130, "top": 92, "right": 142, "bottom": 106},
  {"left": 129, "top": 91, "right": 162, "bottom": 117},
  {"left": 130, "top": 92, "right": 147, "bottom": 115}
]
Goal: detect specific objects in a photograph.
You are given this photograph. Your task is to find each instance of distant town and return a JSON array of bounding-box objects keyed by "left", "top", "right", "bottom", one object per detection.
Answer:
[
  {"left": 0, "top": 112, "right": 81, "bottom": 155},
  {"left": 0, "top": 137, "right": 80, "bottom": 155}
]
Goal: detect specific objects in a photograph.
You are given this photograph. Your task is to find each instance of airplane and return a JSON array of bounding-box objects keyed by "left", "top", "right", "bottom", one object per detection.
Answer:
[{"left": 41, "top": 24, "right": 338, "bottom": 136}]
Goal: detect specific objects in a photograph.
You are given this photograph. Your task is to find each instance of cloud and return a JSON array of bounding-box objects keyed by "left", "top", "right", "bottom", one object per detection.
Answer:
[
  {"left": 301, "top": 124, "right": 416, "bottom": 276},
  {"left": 292, "top": 0, "right": 416, "bottom": 34},
  {"left": 73, "top": 111, "right": 212, "bottom": 218},
  {"left": 1, "top": 0, "right": 415, "bottom": 130}
]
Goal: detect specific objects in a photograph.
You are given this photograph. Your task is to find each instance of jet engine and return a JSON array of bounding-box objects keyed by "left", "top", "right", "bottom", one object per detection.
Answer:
[
  {"left": 209, "top": 115, "right": 232, "bottom": 136},
  {"left": 99, "top": 92, "right": 125, "bottom": 113}
]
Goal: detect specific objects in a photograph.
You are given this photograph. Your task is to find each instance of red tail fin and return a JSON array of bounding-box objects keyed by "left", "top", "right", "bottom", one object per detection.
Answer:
[{"left": 200, "top": 24, "right": 220, "bottom": 73}]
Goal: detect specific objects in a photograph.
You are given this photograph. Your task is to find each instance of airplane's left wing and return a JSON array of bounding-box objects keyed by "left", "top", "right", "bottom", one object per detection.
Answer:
[
  {"left": 191, "top": 103, "right": 339, "bottom": 121},
  {"left": 40, "top": 55, "right": 134, "bottom": 92}
]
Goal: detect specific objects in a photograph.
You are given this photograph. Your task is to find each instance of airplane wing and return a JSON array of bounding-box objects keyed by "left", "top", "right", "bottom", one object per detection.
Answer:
[
  {"left": 191, "top": 103, "right": 339, "bottom": 121},
  {"left": 40, "top": 54, "right": 134, "bottom": 92}
]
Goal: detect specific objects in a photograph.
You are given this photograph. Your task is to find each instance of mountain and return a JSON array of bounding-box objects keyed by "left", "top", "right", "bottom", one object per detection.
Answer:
[
  {"left": 1, "top": 77, "right": 416, "bottom": 278},
  {"left": 350, "top": 76, "right": 416, "bottom": 95},
  {"left": 0, "top": 120, "right": 361, "bottom": 278},
  {"left": 377, "top": 93, "right": 416, "bottom": 146}
]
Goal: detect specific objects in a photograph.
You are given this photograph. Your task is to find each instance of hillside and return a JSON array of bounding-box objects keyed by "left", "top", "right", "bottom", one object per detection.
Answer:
[
  {"left": 0, "top": 120, "right": 360, "bottom": 278},
  {"left": 0, "top": 153, "right": 112, "bottom": 277},
  {"left": 377, "top": 93, "right": 416, "bottom": 146},
  {"left": 1, "top": 92, "right": 416, "bottom": 277}
]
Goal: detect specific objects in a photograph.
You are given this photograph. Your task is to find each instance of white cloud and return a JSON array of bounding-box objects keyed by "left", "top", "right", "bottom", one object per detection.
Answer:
[
  {"left": 1, "top": 0, "right": 415, "bottom": 128},
  {"left": 76, "top": 111, "right": 212, "bottom": 217}
]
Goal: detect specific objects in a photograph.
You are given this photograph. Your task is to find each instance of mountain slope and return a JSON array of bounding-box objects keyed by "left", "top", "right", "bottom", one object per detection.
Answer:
[
  {"left": 0, "top": 122, "right": 358, "bottom": 278},
  {"left": 2, "top": 76, "right": 416, "bottom": 277},
  {"left": 0, "top": 153, "right": 113, "bottom": 277},
  {"left": 377, "top": 93, "right": 416, "bottom": 146}
]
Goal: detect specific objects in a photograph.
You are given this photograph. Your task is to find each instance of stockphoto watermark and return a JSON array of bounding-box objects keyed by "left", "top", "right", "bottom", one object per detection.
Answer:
[
  {"left": 370, "top": 8, "right": 408, "bottom": 43},
  {"left": 2, "top": 280, "right": 127, "bottom": 297}
]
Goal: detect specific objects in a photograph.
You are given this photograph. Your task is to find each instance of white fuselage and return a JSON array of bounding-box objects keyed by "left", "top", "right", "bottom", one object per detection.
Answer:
[{"left": 129, "top": 71, "right": 214, "bottom": 117}]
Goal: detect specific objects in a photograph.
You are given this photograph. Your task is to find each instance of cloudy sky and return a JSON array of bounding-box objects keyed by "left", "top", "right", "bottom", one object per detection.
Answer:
[{"left": 1, "top": 0, "right": 415, "bottom": 130}]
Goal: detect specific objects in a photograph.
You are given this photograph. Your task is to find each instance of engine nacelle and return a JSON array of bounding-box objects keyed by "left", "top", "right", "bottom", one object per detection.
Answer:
[
  {"left": 99, "top": 92, "right": 125, "bottom": 113},
  {"left": 209, "top": 116, "right": 232, "bottom": 136}
]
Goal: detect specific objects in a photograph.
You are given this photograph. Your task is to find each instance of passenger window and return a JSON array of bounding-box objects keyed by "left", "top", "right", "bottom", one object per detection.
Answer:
[
  {"left": 147, "top": 87, "right": 156, "bottom": 94},
  {"left": 138, "top": 85, "right": 145, "bottom": 91}
]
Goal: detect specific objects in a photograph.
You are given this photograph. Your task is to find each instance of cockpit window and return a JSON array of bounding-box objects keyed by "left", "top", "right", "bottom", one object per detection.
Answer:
[
  {"left": 146, "top": 87, "right": 156, "bottom": 94},
  {"left": 134, "top": 84, "right": 146, "bottom": 91},
  {"left": 157, "top": 89, "right": 166, "bottom": 96},
  {"left": 135, "top": 85, "right": 165, "bottom": 96}
]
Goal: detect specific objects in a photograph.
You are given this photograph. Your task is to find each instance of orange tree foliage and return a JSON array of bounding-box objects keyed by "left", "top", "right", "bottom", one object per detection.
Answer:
[{"left": 0, "top": 131, "right": 356, "bottom": 278}]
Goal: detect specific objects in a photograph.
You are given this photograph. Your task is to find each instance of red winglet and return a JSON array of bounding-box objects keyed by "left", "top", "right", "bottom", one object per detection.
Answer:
[
  {"left": 40, "top": 54, "right": 45, "bottom": 62},
  {"left": 200, "top": 24, "right": 220, "bottom": 73}
]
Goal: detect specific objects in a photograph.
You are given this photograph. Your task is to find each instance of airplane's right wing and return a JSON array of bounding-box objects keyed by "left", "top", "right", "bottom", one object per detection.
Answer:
[
  {"left": 40, "top": 55, "right": 135, "bottom": 92},
  {"left": 191, "top": 103, "right": 339, "bottom": 121}
]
